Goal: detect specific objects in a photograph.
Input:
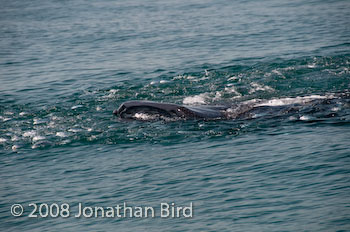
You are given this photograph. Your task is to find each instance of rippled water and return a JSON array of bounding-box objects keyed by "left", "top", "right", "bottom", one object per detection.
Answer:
[{"left": 1, "top": 0, "right": 350, "bottom": 231}]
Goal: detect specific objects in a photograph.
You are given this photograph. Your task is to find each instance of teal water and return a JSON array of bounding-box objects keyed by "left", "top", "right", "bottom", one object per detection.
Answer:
[{"left": 1, "top": 0, "right": 350, "bottom": 231}]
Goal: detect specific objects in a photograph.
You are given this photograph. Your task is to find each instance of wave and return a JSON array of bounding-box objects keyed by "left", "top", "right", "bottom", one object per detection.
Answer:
[{"left": 0, "top": 55, "right": 349, "bottom": 151}]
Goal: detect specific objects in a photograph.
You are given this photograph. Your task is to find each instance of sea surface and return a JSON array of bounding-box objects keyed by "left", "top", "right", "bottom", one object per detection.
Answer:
[{"left": 1, "top": 0, "right": 350, "bottom": 231}]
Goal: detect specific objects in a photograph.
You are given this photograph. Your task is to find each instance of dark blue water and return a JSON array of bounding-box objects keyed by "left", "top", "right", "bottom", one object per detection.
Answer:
[{"left": 1, "top": 0, "right": 350, "bottom": 231}]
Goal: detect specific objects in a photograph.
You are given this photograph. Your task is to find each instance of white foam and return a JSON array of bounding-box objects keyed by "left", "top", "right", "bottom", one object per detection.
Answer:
[
  {"left": 19, "top": 112, "right": 27, "bottom": 116},
  {"left": 56, "top": 132, "right": 68, "bottom": 137},
  {"left": 272, "top": 69, "right": 283, "bottom": 75},
  {"left": 0, "top": 116, "right": 11, "bottom": 122},
  {"left": 159, "top": 80, "right": 169, "bottom": 84},
  {"left": 87, "top": 135, "right": 97, "bottom": 141},
  {"left": 0, "top": 138, "right": 7, "bottom": 143},
  {"left": 299, "top": 115, "right": 310, "bottom": 121},
  {"left": 331, "top": 107, "right": 340, "bottom": 112},
  {"left": 282, "top": 67, "right": 295, "bottom": 71},
  {"left": 11, "top": 136, "right": 20, "bottom": 141},
  {"left": 31, "top": 142, "right": 48, "bottom": 149},
  {"left": 173, "top": 75, "right": 196, "bottom": 80},
  {"left": 68, "top": 128, "right": 82, "bottom": 133},
  {"left": 224, "top": 85, "right": 242, "bottom": 96},
  {"left": 214, "top": 91, "right": 222, "bottom": 101},
  {"left": 96, "top": 106, "right": 102, "bottom": 111},
  {"left": 71, "top": 105, "right": 83, "bottom": 110},
  {"left": 59, "top": 140, "right": 71, "bottom": 145},
  {"left": 23, "top": 130, "right": 36, "bottom": 137},
  {"left": 12, "top": 145, "right": 19, "bottom": 151},
  {"left": 249, "top": 82, "right": 274, "bottom": 93},
  {"left": 255, "top": 95, "right": 330, "bottom": 107},
  {"left": 183, "top": 93, "right": 208, "bottom": 105},
  {"left": 133, "top": 113, "right": 156, "bottom": 120},
  {"left": 106, "top": 91, "right": 117, "bottom": 98},
  {"left": 33, "top": 118, "right": 47, "bottom": 125},
  {"left": 228, "top": 76, "right": 238, "bottom": 81},
  {"left": 48, "top": 121, "right": 56, "bottom": 128},
  {"left": 186, "top": 75, "right": 196, "bottom": 80},
  {"left": 33, "top": 136, "right": 45, "bottom": 142},
  {"left": 51, "top": 116, "right": 60, "bottom": 120}
]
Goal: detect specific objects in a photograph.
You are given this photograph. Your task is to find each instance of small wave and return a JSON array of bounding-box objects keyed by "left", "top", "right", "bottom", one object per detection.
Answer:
[
  {"left": 33, "top": 118, "right": 48, "bottom": 125},
  {"left": 0, "top": 116, "right": 12, "bottom": 122},
  {"left": 31, "top": 141, "right": 52, "bottom": 149},
  {"left": 299, "top": 115, "right": 311, "bottom": 121},
  {"left": 249, "top": 82, "right": 274, "bottom": 94},
  {"left": 11, "top": 136, "right": 20, "bottom": 141},
  {"left": 23, "top": 130, "right": 37, "bottom": 137},
  {"left": 33, "top": 136, "right": 45, "bottom": 142},
  {"left": 56, "top": 132, "right": 69, "bottom": 137},
  {"left": 224, "top": 85, "right": 242, "bottom": 97},
  {"left": 173, "top": 75, "right": 197, "bottom": 80},
  {"left": 71, "top": 105, "right": 83, "bottom": 110},
  {"left": 254, "top": 95, "right": 332, "bottom": 107}
]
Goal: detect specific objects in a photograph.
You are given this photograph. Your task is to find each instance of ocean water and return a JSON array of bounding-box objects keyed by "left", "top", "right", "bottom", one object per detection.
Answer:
[{"left": 1, "top": 0, "right": 350, "bottom": 231}]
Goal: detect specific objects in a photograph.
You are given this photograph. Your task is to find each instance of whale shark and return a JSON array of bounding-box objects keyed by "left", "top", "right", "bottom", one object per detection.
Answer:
[
  {"left": 113, "top": 94, "right": 348, "bottom": 121},
  {"left": 113, "top": 100, "right": 230, "bottom": 120}
]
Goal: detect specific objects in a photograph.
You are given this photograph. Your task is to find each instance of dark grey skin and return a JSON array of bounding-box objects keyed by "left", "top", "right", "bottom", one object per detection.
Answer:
[
  {"left": 114, "top": 95, "right": 349, "bottom": 121},
  {"left": 113, "top": 100, "right": 230, "bottom": 120}
]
